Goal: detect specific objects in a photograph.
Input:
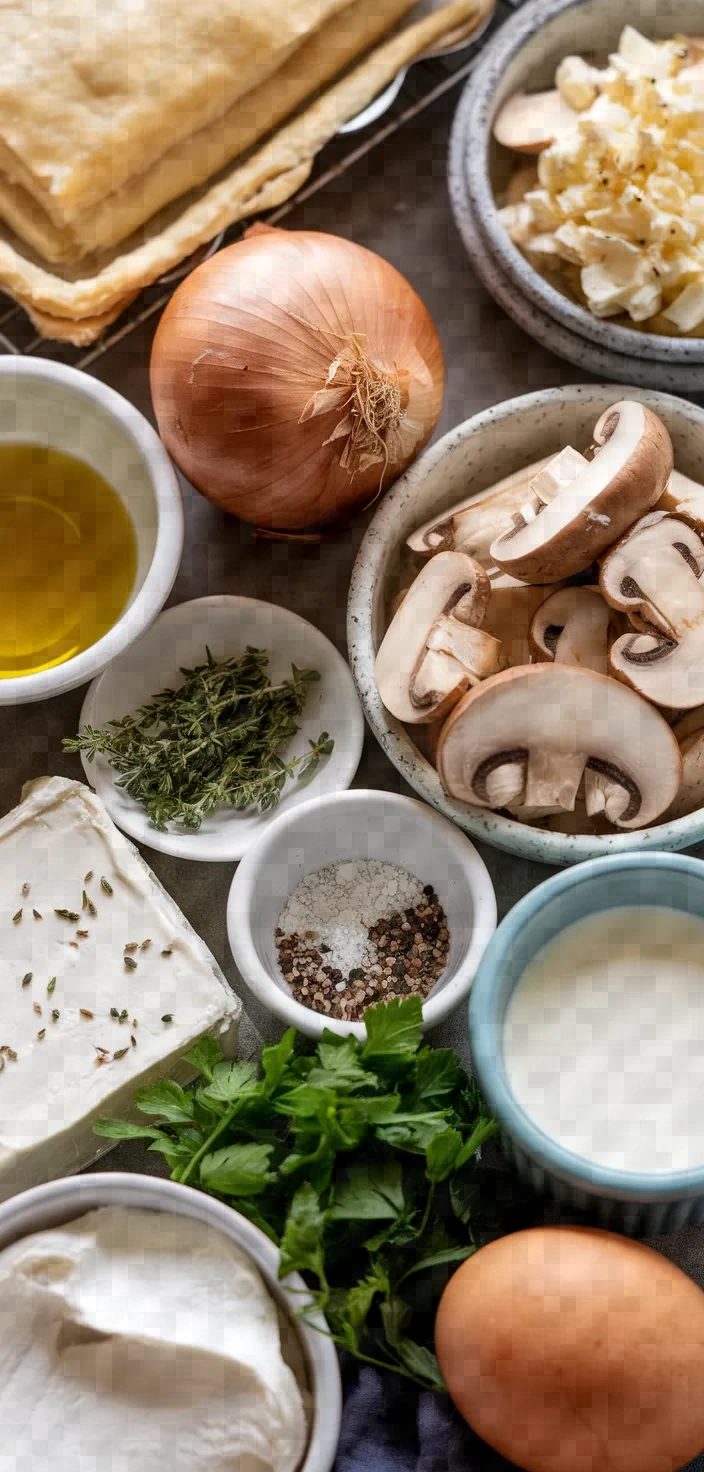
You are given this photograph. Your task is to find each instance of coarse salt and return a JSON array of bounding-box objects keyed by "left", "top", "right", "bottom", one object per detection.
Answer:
[{"left": 277, "top": 859, "right": 426, "bottom": 977}]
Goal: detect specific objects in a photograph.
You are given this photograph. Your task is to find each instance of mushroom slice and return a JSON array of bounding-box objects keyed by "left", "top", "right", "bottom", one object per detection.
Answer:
[
  {"left": 600, "top": 511, "right": 704, "bottom": 639},
  {"left": 529, "top": 586, "right": 617, "bottom": 674},
  {"left": 493, "top": 90, "right": 579, "bottom": 153},
  {"left": 407, "top": 457, "right": 553, "bottom": 563},
  {"left": 657, "top": 468, "right": 704, "bottom": 534},
  {"left": 375, "top": 551, "right": 503, "bottom": 725},
  {"left": 436, "top": 663, "right": 681, "bottom": 829},
  {"left": 608, "top": 625, "right": 704, "bottom": 711},
  {"left": 490, "top": 401, "right": 674, "bottom": 584},
  {"left": 666, "top": 708, "right": 704, "bottom": 819}
]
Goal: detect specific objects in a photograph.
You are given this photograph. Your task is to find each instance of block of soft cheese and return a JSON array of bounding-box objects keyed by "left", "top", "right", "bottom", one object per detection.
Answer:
[{"left": 0, "top": 777, "right": 240, "bottom": 1199}]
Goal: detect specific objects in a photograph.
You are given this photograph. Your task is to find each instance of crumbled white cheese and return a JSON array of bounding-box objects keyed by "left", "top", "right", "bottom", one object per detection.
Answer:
[
  {"left": 556, "top": 55, "right": 600, "bottom": 112},
  {"left": 0, "top": 777, "right": 239, "bottom": 1198},
  {"left": 501, "top": 27, "right": 704, "bottom": 330}
]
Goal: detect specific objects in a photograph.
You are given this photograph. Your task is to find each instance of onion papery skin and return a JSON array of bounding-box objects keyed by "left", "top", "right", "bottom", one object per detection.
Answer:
[{"left": 150, "top": 228, "right": 444, "bottom": 531}]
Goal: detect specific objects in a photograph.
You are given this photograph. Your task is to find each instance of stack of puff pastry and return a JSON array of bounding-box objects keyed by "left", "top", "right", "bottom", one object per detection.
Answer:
[{"left": 0, "top": 0, "right": 491, "bottom": 343}]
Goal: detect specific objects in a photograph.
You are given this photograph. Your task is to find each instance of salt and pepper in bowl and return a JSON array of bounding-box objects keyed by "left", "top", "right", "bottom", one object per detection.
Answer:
[{"left": 227, "top": 788, "right": 497, "bottom": 1039}]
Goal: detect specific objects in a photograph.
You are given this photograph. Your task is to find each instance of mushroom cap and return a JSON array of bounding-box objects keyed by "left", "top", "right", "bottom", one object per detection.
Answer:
[
  {"left": 600, "top": 511, "right": 704, "bottom": 640},
  {"left": 436, "top": 663, "right": 681, "bottom": 830},
  {"left": 407, "top": 457, "right": 553, "bottom": 563},
  {"left": 529, "top": 585, "right": 616, "bottom": 674},
  {"left": 490, "top": 402, "right": 674, "bottom": 584},
  {"left": 609, "top": 624, "right": 704, "bottom": 711},
  {"left": 374, "top": 551, "right": 494, "bottom": 725},
  {"left": 493, "top": 89, "right": 579, "bottom": 153}
]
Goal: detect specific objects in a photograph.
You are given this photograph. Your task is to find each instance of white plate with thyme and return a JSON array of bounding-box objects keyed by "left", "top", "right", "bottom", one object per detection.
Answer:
[{"left": 71, "top": 596, "right": 365, "bottom": 862}]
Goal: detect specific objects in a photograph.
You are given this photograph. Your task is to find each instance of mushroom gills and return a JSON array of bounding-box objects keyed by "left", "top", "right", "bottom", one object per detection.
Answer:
[
  {"left": 608, "top": 625, "right": 704, "bottom": 710},
  {"left": 436, "top": 663, "right": 681, "bottom": 829},
  {"left": 406, "top": 457, "right": 553, "bottom": 562},
  {"left": 600, "top": 512, "right": 704, "bottom": 640},
  {"left": 374, "top": 550, "right": 500, "bottom": 725},
  {"left": 529, "top": 585, "right": 617, "bottom": 674}
]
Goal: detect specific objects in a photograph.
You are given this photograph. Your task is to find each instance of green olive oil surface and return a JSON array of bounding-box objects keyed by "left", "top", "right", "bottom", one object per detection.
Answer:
[{"left": 0, "top": 444, "right": 137, "bottom": 678}]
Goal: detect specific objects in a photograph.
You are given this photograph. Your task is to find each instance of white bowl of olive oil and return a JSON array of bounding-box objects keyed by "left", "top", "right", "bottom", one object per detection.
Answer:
[{"left": 0, "top": 358, "right": 183, "bottom": 704}]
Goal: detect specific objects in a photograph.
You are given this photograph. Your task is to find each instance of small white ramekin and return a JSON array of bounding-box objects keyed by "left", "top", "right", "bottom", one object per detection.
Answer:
[
  {"left": 0, "top": 1171, "right": 342, "bottom": 1472},
  {"left": 227, "top": 787, "right": 498, "bottom": 1040},
  {"left": 0, "top": 357, "right": 183, "bottom": 704}
]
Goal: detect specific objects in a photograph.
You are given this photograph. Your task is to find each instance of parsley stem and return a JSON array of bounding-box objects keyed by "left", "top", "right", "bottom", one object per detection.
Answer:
[
  {"left": 417, "top": 1182, "right": 435, "bottom": 1239},
  {"left": 179, "top": 1102, "right": 242, "bottom": 1186}
]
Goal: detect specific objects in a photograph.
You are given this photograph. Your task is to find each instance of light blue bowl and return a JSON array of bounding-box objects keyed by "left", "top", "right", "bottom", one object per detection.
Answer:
[{"left": 469, "top": 853, "right": 704, "bottom": 1234}]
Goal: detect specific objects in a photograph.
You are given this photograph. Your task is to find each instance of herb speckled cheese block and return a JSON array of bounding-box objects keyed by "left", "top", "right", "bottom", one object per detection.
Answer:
[{"left": 0, "top": 776, "right": 240, "bottom": 1198}]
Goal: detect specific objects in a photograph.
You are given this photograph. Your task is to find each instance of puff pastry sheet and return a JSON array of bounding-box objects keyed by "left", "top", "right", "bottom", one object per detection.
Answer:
[
  {"left": 0, "top": 0, "right": 492, "bottom": 341},
  {"left": 0, "top": 0, "right": 356, "bottom": 221},
  {"left": 0, "top": 0, "right": 415, "bottom": 263}
]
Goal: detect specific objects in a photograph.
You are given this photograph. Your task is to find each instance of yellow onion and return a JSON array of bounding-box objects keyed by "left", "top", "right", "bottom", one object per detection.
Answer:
[{"left": 150, "top": 227, "right": 444, "bottom": 531}]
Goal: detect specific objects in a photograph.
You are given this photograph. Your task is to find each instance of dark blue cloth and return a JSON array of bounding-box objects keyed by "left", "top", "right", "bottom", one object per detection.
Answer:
[{"left": 335, "top": 1363, "right": 704, "bottom": 1472}]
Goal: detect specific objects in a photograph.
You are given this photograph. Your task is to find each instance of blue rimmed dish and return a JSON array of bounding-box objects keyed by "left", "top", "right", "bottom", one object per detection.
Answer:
[{"left": 468, "top": 852, "right": 704, "bottom": 1234}]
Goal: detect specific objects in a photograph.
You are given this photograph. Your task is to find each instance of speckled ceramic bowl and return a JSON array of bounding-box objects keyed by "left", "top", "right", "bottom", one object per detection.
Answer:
[
  {"left": 347, "top": 383, "right": 704, "bottom": 867},
  {"left": 468, "top": 853, "right": 704, "bottom": 1233},
  {"left": 450, "top": 0, "right": 704, "bottom": 385}
]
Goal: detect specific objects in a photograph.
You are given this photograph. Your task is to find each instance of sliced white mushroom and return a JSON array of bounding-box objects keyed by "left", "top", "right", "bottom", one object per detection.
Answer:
[
  {"left": 374, "top": 551, "right": 503, "bottom": 724},
  {"left": 657, "top": 467, "right": 704, "bottom": 534},
  {"left": 493, "top": 90, "right": 579, "bottom": 153},
  {"left": 407, "top": 457, "right": 553, "bottom": 564},
  {"left": 490, "top": 401, "right": 674, "bottom": 584},
  {"left": 664, "top": 708, "right": 704, "bottom": 820},
  {"left": 484, "top": 573, "right": 563, "bottom": 668},
  {"left": 529, "top": 585, "right": 620, "bottom": 674},
  {"left": 436, "top": 663, "right": 681, "bottom": 828},
  {"left": 608, "top": 625, "right": 704, "bottom": 711},
  {"left": 600, "top": 511, "right": 704, "bottom": 639}
]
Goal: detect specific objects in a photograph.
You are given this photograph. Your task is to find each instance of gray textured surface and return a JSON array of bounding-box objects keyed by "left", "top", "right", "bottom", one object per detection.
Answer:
[{"left": 2, "top": 83, "right": 703, "bottom": 1453}]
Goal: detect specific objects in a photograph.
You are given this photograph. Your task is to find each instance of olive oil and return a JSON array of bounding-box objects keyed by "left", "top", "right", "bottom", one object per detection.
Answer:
[{"left": 0, "top": 444, "right": 137, "bottom": 678}]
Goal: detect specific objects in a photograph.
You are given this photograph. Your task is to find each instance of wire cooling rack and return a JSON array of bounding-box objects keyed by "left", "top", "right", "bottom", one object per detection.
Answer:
[{"left": 0, "top": 0, "right": 523, "bottom": 371}]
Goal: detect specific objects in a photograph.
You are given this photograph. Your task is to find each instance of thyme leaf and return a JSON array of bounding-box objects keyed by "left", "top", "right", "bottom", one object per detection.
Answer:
[{"left": 63, "top": 648, "right": 333, "bottom": 832}]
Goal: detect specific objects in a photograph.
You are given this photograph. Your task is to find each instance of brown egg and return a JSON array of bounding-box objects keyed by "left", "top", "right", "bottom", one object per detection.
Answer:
[{"left": 435, "top": 1226, "right": 704, "bottom": 1472}]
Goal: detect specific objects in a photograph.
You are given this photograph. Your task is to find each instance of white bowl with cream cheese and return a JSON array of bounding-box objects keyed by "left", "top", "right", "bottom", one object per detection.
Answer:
[
  {"left": 0, "top": 357, "right": 183, "bottom": 705},
  {"left": 0, "top": 1171, "right": 342, "bottom": 1472}
]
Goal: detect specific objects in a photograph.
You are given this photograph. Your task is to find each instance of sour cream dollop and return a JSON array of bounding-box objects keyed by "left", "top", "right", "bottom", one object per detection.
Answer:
[{"left": 0, "top": 1206, "right": 307, "bottom": 1471}]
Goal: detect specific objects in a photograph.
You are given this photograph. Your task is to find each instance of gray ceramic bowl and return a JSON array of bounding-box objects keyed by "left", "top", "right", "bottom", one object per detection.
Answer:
[
  {"left": 0, "top": 1172, "right": 342, "bottom": 1472},
  {"left": 468, "top": 852, "right": 704, "bottom": 1234},
  {"left": 347, "top": 383, "right": 704, "bottom": 867},
  {"left": 452, "top": 0, "right": 704, "bottom": 376}
]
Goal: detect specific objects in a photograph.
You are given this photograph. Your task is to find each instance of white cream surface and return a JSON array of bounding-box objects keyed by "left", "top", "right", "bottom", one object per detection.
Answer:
[
  {"left": 503, "top": 906, "right": 704, "bottom": 1173},
  {"left": 0, "top": 777, "right": 239, "bottom": 1196},
  {"left": 0, "top": 1206, "right": 307, "bottom": 1471}
]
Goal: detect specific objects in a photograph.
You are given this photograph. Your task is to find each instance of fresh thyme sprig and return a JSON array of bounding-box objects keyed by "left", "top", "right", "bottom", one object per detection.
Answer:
[{"left": 63, "top": 647, "right": 334, "bottom": 831}]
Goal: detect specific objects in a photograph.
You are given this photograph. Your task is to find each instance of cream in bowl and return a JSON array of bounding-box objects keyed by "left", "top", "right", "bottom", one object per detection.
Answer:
[
  {"left": 468, "top": 853, "right": 704, "bottom": 1232},
  {"left": 0, "top": 357, "right": 183, "bottom": 705}
]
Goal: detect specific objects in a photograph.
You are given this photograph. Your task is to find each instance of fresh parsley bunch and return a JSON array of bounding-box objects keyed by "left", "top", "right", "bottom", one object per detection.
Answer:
[{"left": 95, "top": 997, "right": 497, "bottom": 1390}]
